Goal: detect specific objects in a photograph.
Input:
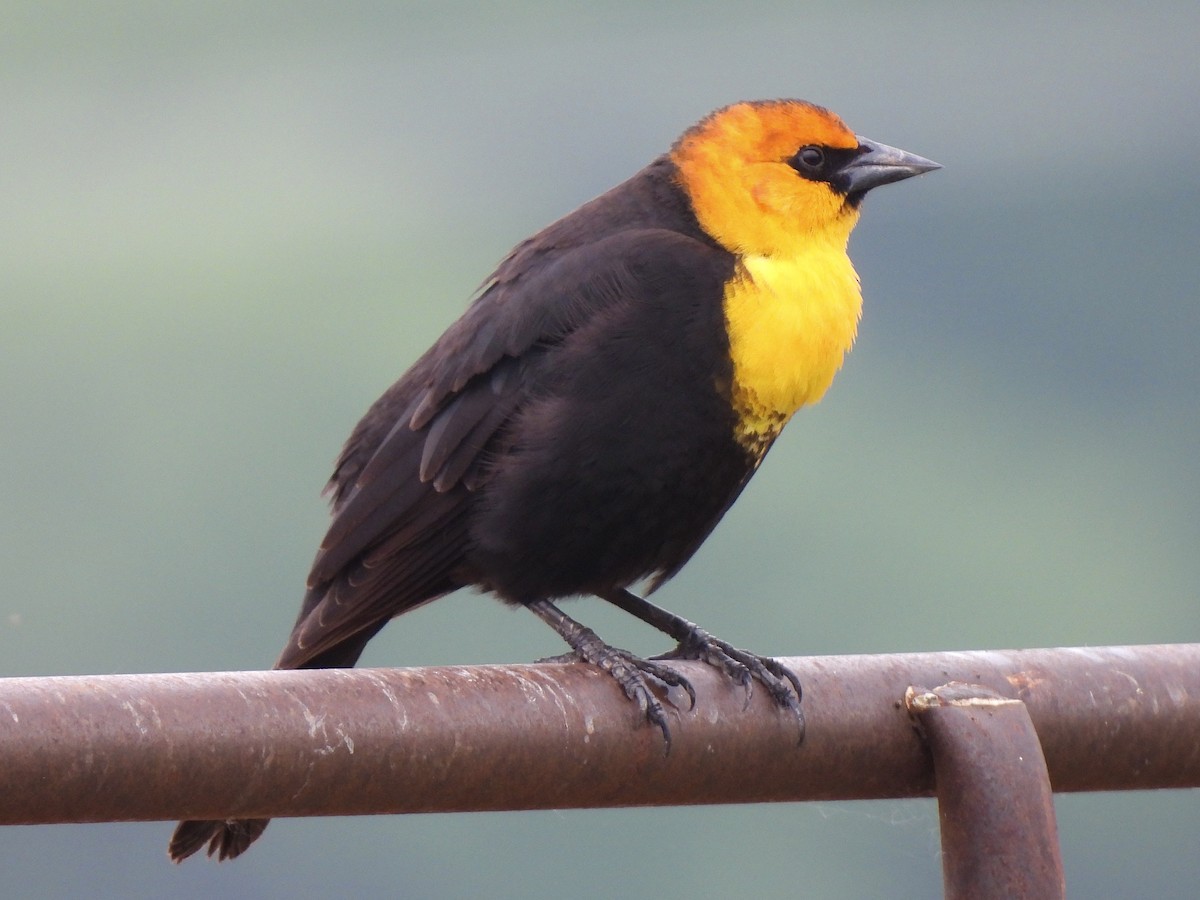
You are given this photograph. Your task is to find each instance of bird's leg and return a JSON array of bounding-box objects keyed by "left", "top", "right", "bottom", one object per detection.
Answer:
[
  {"left": 598, "top": 588, "right": 804, "bottom": 738},
  {"left": 526, "top": 598, "right": 695, "bottom": 749}
]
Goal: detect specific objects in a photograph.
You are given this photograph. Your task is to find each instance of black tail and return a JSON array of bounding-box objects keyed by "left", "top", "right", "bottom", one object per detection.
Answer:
[
  {"left": 167, "top": 501, "right": 466, "bottom": 861},
  {"left": 168, "top": 818, "right": 269, "bottom": 862},
  {"left": 166, "top": 613, "right": 392, "bottom": 862}
]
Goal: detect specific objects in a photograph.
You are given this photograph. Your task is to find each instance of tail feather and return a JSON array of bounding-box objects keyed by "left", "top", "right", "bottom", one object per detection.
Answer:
[
  {"left": 166, "top": 592, "right": 394, "bottom": 862},
  {"left": 168, "top": 494, "right": 469, "bottom": 860},
  {"left": 169, "top": 818, "right": 269, "bottom": 862}
]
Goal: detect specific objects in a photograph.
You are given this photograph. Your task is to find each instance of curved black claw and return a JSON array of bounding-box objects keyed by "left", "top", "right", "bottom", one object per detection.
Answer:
[
  {"left": 579, "top": 641, "right": 696, "bottom": 749},
  {"left": 527, "top": 599, "right": 695, "bottom": 751},
  {"left": 655, "top": 627, "right": 805, "bottom": 743}
]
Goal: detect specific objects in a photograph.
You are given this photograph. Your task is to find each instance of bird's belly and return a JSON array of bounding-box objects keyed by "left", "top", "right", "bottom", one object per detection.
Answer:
[{"left": 466, "top": 389, "right": 753, "bottom": 603}]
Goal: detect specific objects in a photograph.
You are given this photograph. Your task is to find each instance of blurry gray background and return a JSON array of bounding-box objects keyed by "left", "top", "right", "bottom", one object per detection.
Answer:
[{"left": 3, "top": 2, "right": 1198, "bottom": 897}]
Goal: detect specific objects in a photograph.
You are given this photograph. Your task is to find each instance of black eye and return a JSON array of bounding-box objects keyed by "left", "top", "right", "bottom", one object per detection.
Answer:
[
  {"left": 789, "top": 144, "right": 858, "bottom": 184},
  {"left": 795, "top": 145, "right": 825, "bottom": 171}
]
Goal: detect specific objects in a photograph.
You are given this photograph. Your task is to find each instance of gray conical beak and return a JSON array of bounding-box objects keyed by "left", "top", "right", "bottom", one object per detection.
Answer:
[{"left": 841, "top": 136, "right": 941, "bottom": 198}]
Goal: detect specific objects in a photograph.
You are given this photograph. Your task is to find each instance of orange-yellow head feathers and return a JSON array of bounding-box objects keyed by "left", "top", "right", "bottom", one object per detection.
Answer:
[
  {"left": 671, "top": 100, "right": 863, "bottom": 258},
  {"left": 670, "top": 99, "right": 939, "bottom": 449}
]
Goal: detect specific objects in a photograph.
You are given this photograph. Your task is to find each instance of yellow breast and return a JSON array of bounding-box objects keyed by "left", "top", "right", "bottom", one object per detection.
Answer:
[{"left": 724, "top": 245, "right": 862, "bottom": 451}]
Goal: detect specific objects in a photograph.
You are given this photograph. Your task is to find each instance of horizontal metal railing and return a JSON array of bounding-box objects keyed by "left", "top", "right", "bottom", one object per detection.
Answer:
[{"left": 3, "top": 644, "right": 1197, "bottom": 896}]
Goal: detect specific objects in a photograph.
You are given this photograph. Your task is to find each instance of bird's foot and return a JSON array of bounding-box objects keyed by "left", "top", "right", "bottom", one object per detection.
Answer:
[
  {"left": 551, "top": 639, "right": 696, "bottom": 748},
  {"left": 528, "top": 599, "right": 694, "bottom": 749},
  {"left": 654, "top": 625, "right": 804, "bottom": 741}
]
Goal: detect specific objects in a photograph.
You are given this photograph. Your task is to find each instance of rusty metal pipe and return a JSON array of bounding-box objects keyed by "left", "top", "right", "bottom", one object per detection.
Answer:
[
  {"left": 0, "top": 644, "right": 1197, "bottom": 825},
  {"left": 908, "top": 683, "right": 1066, "bottom": 900}
]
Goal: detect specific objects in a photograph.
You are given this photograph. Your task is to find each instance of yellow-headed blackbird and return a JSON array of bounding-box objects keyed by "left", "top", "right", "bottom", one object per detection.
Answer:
[{"left": 170, "top": 99, "right": 938, "bottom": 861}]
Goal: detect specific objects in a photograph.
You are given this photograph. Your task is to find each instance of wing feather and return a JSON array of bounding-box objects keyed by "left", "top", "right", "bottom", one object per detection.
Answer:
[
  {"left": 290, "top": 225, "right": 724, "bottom": 668},
  {"left": 309, "top": 236, "right": 659, "bottom": 589}
]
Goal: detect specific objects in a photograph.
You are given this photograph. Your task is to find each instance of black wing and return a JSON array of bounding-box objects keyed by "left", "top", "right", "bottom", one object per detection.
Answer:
[{"left": 277, "top": 227, "right": 722, "bottom": 668}]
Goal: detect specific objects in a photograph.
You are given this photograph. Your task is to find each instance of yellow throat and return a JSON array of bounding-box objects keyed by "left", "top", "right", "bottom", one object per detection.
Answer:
[
  {"left": 668, "top": 100, "right": 867, "bottom": 458},
  {"left": 723, "top": 223, "right": 862, "bottom": 454}
]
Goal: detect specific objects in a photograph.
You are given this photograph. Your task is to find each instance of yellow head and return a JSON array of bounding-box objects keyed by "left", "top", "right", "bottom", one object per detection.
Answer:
[
  {"left": 670, "top": 100, "right": 940, "bottom": 447},
  {"left": 671, "top": 100, "right": 863, "bottom": 257},
  {"left": 671, "top": 100, "right": 938, "bottom": 258}
]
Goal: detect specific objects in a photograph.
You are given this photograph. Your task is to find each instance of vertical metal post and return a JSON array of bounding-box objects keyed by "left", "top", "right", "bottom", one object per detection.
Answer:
[{"left": 907, "top": 682, "right": 1066, "bottom": 900}]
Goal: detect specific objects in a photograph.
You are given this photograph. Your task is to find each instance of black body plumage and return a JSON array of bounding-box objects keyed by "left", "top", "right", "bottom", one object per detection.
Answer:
[
  {"left": 169, "top": 99, "right": 939, "bottom": 861},
  {"left": 286, "top": 157, "right": 748, "bottom": 669}
]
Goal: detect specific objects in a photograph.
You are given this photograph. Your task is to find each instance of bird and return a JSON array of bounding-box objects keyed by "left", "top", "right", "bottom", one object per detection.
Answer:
[{"left": 169, "top": 98, "right": 939, "bottom": 861}]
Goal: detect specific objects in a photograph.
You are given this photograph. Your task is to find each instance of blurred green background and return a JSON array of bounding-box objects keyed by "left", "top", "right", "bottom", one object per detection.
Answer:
[{"left": 3, "top": 2, "right": 1198, "bottom": 897}]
